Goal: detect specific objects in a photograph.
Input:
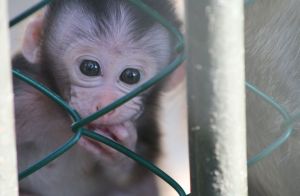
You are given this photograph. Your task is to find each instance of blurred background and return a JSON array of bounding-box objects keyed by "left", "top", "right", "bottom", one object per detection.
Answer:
[{"left": 8, "top": 1, "right": 189, "bottom": 195}]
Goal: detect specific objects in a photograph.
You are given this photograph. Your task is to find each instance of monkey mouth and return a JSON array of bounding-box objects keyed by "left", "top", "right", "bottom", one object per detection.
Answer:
[
  {"left": 87, "top": 124, "right": 120, "bottom": 141},
  {"left": 78, "top": 124, "right": 124, "bottom": 157}
]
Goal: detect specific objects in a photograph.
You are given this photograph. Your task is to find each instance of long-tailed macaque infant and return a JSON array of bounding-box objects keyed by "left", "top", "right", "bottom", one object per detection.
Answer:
[
  {"left": 14, "top": 0, "right": 300, "bottom": 195},
  {"left": 13, "top": 0, "right": 180, "bottom": 195},
  {"left": 245, "top": 0, "right": 300, "bottom": 195}
]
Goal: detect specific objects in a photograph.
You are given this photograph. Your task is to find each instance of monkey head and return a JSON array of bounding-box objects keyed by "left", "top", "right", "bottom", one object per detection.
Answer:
[{"left": 20, "top": 1, "right": 174, "bottom": 160}]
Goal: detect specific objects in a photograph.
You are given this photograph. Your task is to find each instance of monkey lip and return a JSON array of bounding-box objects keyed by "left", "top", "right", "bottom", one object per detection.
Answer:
[
  {"left": 78, "top": 123, "right": 125, "bottom": 156},
  {"left": 87, "top": 124, "right": 120, "bottom": 141}
]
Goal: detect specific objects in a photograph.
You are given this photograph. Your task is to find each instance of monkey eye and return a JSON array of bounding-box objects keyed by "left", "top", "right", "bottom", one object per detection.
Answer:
[
  {"left": 120, "top": 68, "right": 141, "bottom": 85},
  {"left": 80, "top": 60, "right": 101, "bottom": 76}
]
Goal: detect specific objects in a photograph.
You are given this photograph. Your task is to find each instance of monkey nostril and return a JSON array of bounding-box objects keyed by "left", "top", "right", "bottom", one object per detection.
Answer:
[{"left": 96, "top": 105, "right": 101, "bottom": 111}]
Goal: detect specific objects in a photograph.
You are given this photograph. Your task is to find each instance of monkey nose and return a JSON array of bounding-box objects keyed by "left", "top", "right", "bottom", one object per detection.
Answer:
[{"left": 96, "top": 105, "right": 101, "bottom": 111}]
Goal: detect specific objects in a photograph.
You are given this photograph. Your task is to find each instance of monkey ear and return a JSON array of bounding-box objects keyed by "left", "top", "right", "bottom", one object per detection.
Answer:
[
  {"left": 163, "top": 62, "right": 186, "bottom": 91},
  {"left": 22, "top": 13, "right": 45, "bottom": 64}
]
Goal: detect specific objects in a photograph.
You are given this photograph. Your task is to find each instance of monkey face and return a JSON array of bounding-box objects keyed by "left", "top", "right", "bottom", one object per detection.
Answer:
[
  {"left": 64, "top": 41, "right": 158, "bottom": 159},
  {"left": 65, "top": 39, "right": 157, "bottom": 122}
]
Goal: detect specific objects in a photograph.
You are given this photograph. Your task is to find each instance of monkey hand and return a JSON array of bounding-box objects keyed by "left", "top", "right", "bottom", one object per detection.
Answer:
[
  {"left": 78, "top": 121, "right": 137, "bottom": 183},
  {"left": 78, "top": 121, "right": 137, "bottom": 164}
]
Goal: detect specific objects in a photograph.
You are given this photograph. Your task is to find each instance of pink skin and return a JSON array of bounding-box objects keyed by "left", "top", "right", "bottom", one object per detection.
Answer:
[
  {"left": 78, "top": 121, "right": 137, "bottom": 163},
  {"left": 69, "top": 84, "right": 141, "bottom": 160}
]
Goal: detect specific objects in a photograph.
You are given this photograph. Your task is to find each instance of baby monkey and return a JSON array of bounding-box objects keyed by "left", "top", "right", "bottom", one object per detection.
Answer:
[{"left": 13, "top": 0, "right": 180, "bottom": 195}]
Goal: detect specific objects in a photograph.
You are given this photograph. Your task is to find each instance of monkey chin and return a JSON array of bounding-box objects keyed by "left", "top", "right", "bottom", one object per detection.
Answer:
[{"left": 78, "top": 122, "right": 136, "bottom": 161}]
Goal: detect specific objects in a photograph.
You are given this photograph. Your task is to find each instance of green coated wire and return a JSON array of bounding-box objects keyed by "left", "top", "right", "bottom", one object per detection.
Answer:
[
  {"left": 246, "top": 83, "right": 290, "bottom": 119},
  {"left": 246, "top": 82, "right": 294, "bottom": 165},
  {"left": 285, "top": 112, "right": 300, "bottom": 127},
  {"left": 9, "top": 0, "right": 52, "bottom": 27},
  {"left": 83, "top": 129, "right": 187, "bottom": 196},
  {"left": 128, "top": 0, "right": 184, "bottom": 52},
  {"left": 19, "top": 130, "right": 83, "bottom": 180},
  {"left": 13, "top": 69, "right": 80, "bottom": 121}
]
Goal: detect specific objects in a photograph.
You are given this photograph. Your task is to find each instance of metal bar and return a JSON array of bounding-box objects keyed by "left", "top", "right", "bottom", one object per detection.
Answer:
[
  {"left": 9, "top": 0, "right": 52, "bottom": 27},
  {"left": 0, "top": 0, "right": 19, "bottom": 195},
  {"left": 185, "top": 0, "right": 247, "bottom": 195}
]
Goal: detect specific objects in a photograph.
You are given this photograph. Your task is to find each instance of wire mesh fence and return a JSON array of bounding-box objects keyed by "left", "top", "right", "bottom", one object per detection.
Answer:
[{"left": 9, "top": 0, "right": 300, "bottom": 195}]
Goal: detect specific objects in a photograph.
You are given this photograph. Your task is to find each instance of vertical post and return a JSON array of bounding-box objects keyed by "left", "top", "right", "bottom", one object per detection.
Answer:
[
  {"left": 0, "top": 1, "right": 19, "bottom": 196},
  {"left": 186, "top": 0, "right": 247, "bottom": 196}
]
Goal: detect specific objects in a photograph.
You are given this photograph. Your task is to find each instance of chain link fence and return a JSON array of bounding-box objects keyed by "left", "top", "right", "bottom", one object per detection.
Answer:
[{"left": 8, "top": 0, "right": 299, "bottom": 195}]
